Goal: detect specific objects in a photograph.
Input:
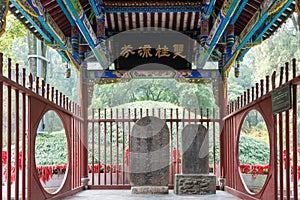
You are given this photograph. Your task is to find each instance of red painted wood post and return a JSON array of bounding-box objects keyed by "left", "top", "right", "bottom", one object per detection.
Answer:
[
  {"left": 213, "top": 108, "right": 216, "bottom": 174},
  {"left": 285, "top": 61, "right": 291, "bottom": 200},
  {"left": 22, "top": 68, "right": 26, "bottom": 87},
  {"left": 292, "top": 80, "right": 298, "bottom": 200},
  {"left": 240, "top": 95, "right": 243, "bottom": 108},
  {"left": 41, "top": 80, "right": 45, "bottom": 97},
  {"left": 35, "top": 77, "right": 39, "bottom": 94},
  {"left": 110, "top": 108, "right": 113, "bottom": 185},
  {"left": 256, "top": 83, "right": 259, "bottom": 99},
  {"left": 66, "top": 97, "right": 69, "bottom": 110},
  {"left": 59, "top": 92, "right": 62, "bottom": 107},
  {"left": 7, "top": 57, "right": 12, "bottom": 200},
  {"left": 116, "top": 108, "right": 119, "bottom": 185},
  {"left": 175, "top": 108, "right": 179, "bottom": 174},
  {"left": 170, "top": 108, "right": 173, "bottom": 184},
  {"left": 28, "top": 73, "right": 33, "bottom": 90},
  {"left": 272, "top": 71, "right": 276, "bottom": 90},
  {"left": 91, "top": 109, "right": 95, "bottom": 185},
  {"left": 21, "top": 74, "right": 26, "bottom": 200},
  {"left": 266, "top": 75, "right": 270, "bottom": 93},
  {"left": 104, "top": 108, "right": 107, "bottom": 185},
  {"left": 251, "top": 87, "right": 254, "bottom": 102},
  {"left": 15, "top": 63, "right": 19, "bottom": 84},
  {"left": 247, "top": 89, "right": 250, "bottom": 104},
  {"left": 127, "top": 108, "right": 131, "bottom": 181},
  {"left": 260, "top": 79, "right": 264, "bottom": 97},
  {"left": 279, "top": 113, "right": 283, "bottom": 200},
  {"left": 15, "top": 64, "right": 20, "bottom": 199},
  {"left": 0, "top": 53, "right": 3, "bottom": 200},
  {"left": 46, "top": 84, "right": 50, "bottom": 100},
  {"left": 63, "top": 94, "right": 66, "bottom": 108},
  {"left": 51, "top": 87, "right": 54, "bottom": 102},
  {"left": 121, "top": 108, "right": 125, "bottom": 184},
  {"left": 98, "top": 109, "right": 101, "bottom": 185},
  {"left": 285, "top": 62, "right": 289, "bottom": 83},
  {"left": 279, "top": 67, "right": 284, "bottom": 86},
  {"left": 292, "top": 58, "right": 296, "bottom": 78}
]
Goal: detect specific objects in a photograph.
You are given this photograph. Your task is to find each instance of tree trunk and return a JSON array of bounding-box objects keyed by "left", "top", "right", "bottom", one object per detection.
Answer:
[{"left": 27, "top": 31, "right": 37, "bottom": 76}]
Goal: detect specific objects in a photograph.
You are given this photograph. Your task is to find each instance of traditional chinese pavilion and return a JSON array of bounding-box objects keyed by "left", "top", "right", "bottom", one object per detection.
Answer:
[{"left": 0, "top": 0, "right": 299, "bottom": 200}]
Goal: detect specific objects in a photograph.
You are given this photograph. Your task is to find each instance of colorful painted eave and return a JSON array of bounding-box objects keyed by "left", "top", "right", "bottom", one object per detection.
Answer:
[
  {"left": 4, "top": 0, "right": 296, "bottom": 78},
  {"left": 224, "top": 0, "right": 295, "bottom": 73}
]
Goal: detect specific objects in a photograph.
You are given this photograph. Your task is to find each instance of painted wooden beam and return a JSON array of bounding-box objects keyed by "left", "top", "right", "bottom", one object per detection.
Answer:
[
  {"left": 26, "top": 0, "right": 67, "bottom": 49},
  {"left": 56, "top": 0, "right": 76, "bottom": 26},
  {"left": 224, "top": 0, "right": 294, "bottom": 72},
  {"left": 229, "top": 0, "right": 248, "bottom": 24},
  {"left": 197, "top": 0, "right": 241, "bottom": 69},
  {"left": 201, "top": 0, "right": 216, "bottom": 20},
  {"left": 63, "top": 0, "right": 108, "bottom": 69},
  {"left": 9, "top": 0, "right": 51, "bottom": 43}
]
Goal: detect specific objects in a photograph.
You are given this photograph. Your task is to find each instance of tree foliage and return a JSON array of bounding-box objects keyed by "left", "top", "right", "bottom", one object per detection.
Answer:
[{"left": 0, "top": 13, "right": 27, "bottom": 64}]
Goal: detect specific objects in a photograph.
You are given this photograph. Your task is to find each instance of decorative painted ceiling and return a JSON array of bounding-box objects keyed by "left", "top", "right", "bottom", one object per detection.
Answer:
[{"left": 4, "top": 0, "right": 297, "bottom": 80}]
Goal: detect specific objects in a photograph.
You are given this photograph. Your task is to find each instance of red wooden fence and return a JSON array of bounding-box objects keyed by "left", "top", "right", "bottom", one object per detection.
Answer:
[
  {"left": 223, "top": 58, "right": 299, "bottom": 200},
  {"left": 88, "top": 107, "right": 221, "bottom": 188},
  {"left": 0, "top": 53, "right": 83, "bottom": 199}
]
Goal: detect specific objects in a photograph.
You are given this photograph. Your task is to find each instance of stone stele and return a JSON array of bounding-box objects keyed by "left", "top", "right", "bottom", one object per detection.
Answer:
[
  {"left": 130, "top": 116, "right": 170, "bottom": 194},
  {"left": 174, "top": 124, "right": 216, "bottom": 195},
  {"left": 182, "top": 124, "right": 209, "bottom": 174}
]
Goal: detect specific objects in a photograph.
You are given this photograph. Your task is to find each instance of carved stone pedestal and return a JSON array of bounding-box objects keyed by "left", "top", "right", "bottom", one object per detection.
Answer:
[
  {"left": 174, "top": 174, "right": 216, "bottom": 195},
  {"left": 131, "top": 186, "right": 169, "bottom": 194}
]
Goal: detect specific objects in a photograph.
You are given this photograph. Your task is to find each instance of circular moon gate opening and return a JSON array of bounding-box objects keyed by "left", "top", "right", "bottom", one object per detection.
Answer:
[
  {"left": 238, "top": 110, "right": 270, "bottom": 194},
  {"left": 34, "top": 110, "right": 68, "bottom": 194}
]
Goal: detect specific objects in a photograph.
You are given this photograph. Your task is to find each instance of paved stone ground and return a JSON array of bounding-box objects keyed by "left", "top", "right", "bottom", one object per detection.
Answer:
[{"left": 64, "top": 190, "right": 241, "bottom": 200}]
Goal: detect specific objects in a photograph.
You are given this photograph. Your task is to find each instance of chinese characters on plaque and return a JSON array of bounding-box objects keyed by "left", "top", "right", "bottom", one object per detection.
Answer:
[{"left": 120, "top": 44, "right": 186, "bottom": 59}]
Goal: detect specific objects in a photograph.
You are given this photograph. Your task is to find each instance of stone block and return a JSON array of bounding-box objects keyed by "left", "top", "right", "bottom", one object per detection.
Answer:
[
  {"left": 131, "top": 186, "right": 169, "bottom": 194},
  {"left": 174, "top": 174, "right": 216, "bottom": 195}
]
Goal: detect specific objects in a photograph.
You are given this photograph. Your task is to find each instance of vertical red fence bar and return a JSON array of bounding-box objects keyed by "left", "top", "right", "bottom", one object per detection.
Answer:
[
  {"left": 7, "top": 58, "right": 12, "bottom": 200},
  {"left": 22, "top": 68, "right": 26, "bottom": 200},
  {"left": 91, "top": 109, "right": 95, "bottom": 185},
  {"left": 110, "top": 109, "right": 113, "bottom": 185},
  {"left": 175, "top": 108, "right": 179, "bottom": 174},
  {"left": 169, "top": 108, "right": 173, "bottom": 183},
  {"left": 121, "top": 108, "right": 125, "bottom": 185},
  {"left": 292, "top": 58, "right": 298, "bottom": 200},
  {"left": 98, "top": 109, "right": 101, "bottom": 185},
  {"left": 285, "top": 62, "right": 290, "bottom": 200},
  {"left": 104, "top": 109, "right": 107, "bottom": 185},
  {"left": 15, "top": 63, "right": 20, "bottom": 199},
  {"left": 116, "top": 108, "right": 119, "bottom": 185},
  {"left": 128, "top": 108, "right": 131, "bottom": 182},
  {"left": 213, "top": 108, "right": 216, "bottom": 174}
]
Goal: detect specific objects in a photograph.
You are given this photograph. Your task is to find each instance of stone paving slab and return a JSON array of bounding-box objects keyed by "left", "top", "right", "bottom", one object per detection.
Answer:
[{"left": 64, "top": 190, "right": 241, "bottom": 200}]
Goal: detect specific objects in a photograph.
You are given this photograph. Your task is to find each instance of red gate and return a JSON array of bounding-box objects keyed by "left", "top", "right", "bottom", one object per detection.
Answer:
[
  {"left": 0, "top": 53, "right": 83, "bottom": 199},
  {"left": 88, "top": 107, "right": 221, "bottom": 189},
  {"left": 223, "top": 58, "right": 299, "bottom": 200}
]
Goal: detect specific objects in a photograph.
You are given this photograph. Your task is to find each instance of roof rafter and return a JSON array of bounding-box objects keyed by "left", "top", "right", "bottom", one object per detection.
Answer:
[{"left": 224, "top": 0, "right": 294, "bottom": 72}]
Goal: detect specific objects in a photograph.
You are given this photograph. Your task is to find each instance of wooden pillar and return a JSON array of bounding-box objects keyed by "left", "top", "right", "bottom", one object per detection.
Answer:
[
  {"left": 71, "top": 26, "right": 79, "bottom": 62},
  {"left": 200, "top": 20, "right": 209, "bottom": 47},
  {"left": 226, "top": 24, "right": 234, "bottom": 58},
  {"left": 218, "top": 44, "right": 228, "bottom": 182},
  {"left": 79, "top": 62, "right": 89, "bottom": 187}
]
